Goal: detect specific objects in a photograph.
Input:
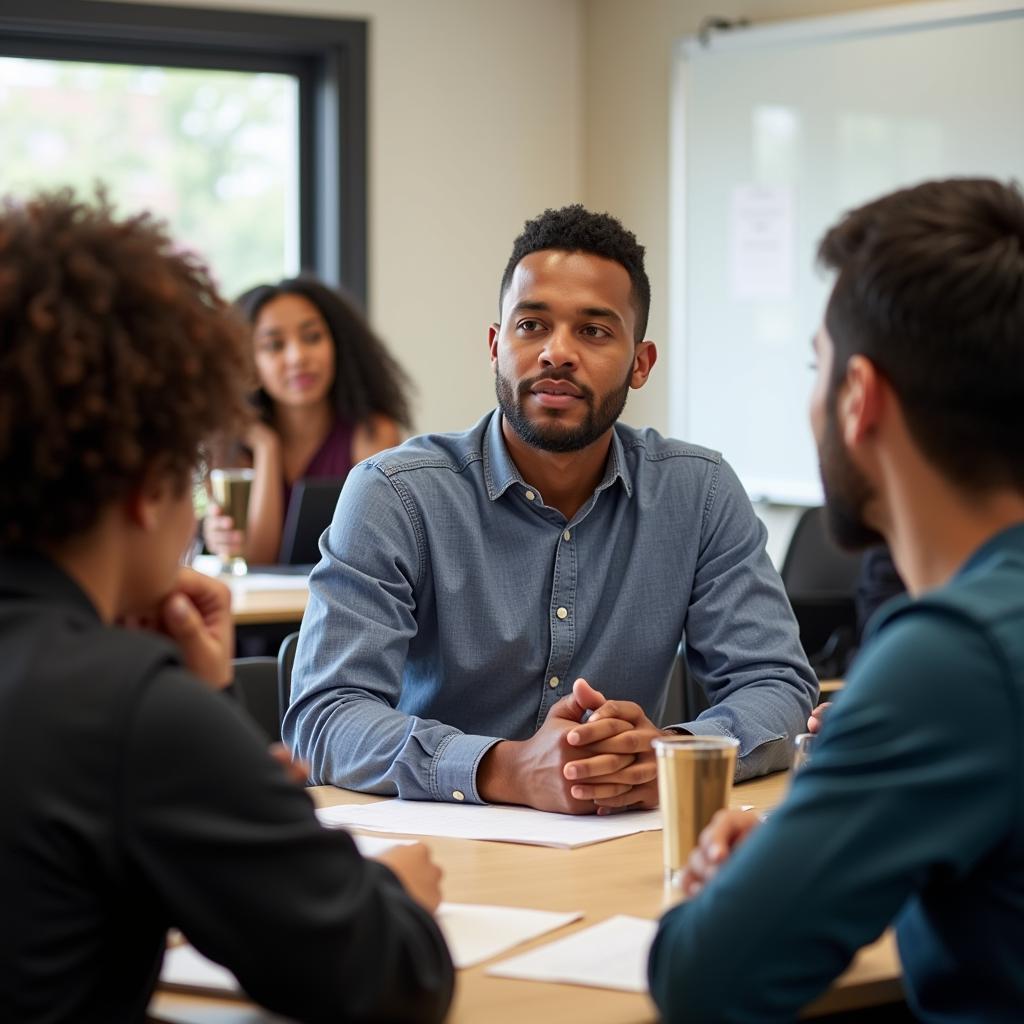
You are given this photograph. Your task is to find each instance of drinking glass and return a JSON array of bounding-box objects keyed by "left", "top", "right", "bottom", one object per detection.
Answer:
[
  {"left": 792, "top": 732, "right": 815, "bottom": 773},
  {"left": 651, "top": 735, "right": 740, "bottom": 888},
  {"left": 209, "top": 468, "right": 254, "bottom": 576}
]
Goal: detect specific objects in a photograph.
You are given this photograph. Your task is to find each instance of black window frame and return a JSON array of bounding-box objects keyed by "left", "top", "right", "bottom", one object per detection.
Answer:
[{"left": 0, "top": 0, "right": 368, "bottom": 304}]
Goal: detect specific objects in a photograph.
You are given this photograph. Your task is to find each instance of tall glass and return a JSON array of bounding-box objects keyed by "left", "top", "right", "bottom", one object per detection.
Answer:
[
  {"left": 652, "top": 735, "right": 739, "bottom": 888},
  {"left": 209, "top": 468, "right": 254, "bottom": 576},
  {"left": 792, "top": 732, "right": 815, "bottom": 773}
]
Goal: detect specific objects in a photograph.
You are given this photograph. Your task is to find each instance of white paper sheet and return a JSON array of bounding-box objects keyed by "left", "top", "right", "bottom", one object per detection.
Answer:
[
  {"left": 487, "top": 914, "right": 658, "bottom": 992},
  {"left": 161, "top": 944, "right": 239, "bottom": 995},
  {"left": 190, "top": 555, "right": 309, "bottom": 591},
  {"left": 351, "top": 834, "right": 415, "bottom": 858},
  {"left": 190, "top": 554, "right": 223, "bottom": 578},
  {"left": 315, "top": 801, "right": 661, "bottom": 849},
  {"left": 229, "top": 573, "right": 309, "bottom": 593},
  {"left": 729, "top": 184, "right": 795, "bottom": 300},
  {"left": 159, "top": 903, "right": 581, "bottom": 993},
  {"left": 437, "top": 903, "right": 582, "bottom": 968}
]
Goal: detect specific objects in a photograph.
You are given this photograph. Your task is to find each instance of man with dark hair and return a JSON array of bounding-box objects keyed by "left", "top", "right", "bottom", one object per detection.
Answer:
[
  {"left": 0, "top": 191, "right": 453, "bottom": 1023},
  {"left": 287, "top": 203, "right": 815, "bottom": 813},
  {"left": 649, "top": 178, "right": 1024, "bottom": 1020}
]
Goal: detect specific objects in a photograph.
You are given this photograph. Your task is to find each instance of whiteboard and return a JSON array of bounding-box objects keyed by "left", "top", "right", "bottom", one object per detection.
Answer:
[{"left": 669, "top": 0, "right": 1024, "bottom": 504}]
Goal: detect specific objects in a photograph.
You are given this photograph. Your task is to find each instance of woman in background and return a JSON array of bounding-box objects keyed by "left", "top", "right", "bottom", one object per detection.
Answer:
[{"left": 204, "top": 277, "right": 412, "bottom": 565}]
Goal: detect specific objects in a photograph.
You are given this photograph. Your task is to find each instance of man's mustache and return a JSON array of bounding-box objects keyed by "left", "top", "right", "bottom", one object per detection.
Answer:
[{"left": 517, "top": 369, "right": 593, "bottom": 401}]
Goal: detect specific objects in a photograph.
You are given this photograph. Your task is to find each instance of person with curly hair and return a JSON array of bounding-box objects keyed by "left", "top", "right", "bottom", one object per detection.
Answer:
[
  {"left": 203, "top": 277, "right": 412, "bottom": 565},
  {"left": 0, "top": 191, "right": 452, "bottom": 1023},
  {"left": 286, "top": 204, "right": 815, "bottom": 813}
]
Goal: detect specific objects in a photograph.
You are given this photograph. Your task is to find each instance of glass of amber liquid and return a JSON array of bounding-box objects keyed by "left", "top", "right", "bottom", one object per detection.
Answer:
[{"left": 209, "top": 468, "right": 254, "bottom": 576}]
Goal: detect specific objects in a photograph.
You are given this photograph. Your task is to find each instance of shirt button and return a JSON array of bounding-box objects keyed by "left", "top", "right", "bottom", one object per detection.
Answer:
[
  {"left": 525, "top": 490, "right": 536, "bottom": 501},
  {"left": 452, "top": 790, "right": 465, "bottom": 801},
  {"left": 549, "top": 676, "right": 560, "bottom": 689},
  {"left": 563, "top": 530, "right": 571, "bottom": 542},
  {"left": 556, "top": 607, "right": 568, "bottom": 620}
]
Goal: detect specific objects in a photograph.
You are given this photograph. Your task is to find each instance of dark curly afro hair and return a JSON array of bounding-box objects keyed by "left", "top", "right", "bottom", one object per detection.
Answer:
[
  {"left": 499, "top": 204, "right": 651, "bottom": 340},
  {"left": 0, "top": 189, "right": 254, "bottom": 547}
]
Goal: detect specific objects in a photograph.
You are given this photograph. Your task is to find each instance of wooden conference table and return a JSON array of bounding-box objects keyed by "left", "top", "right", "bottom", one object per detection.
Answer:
[
  {"left": 230, "top": 584, "right": 307, "bottom": 626},
  {"left": 221, "top": 574, "right": 309, "bottom": 627},
  {"left": 149, "top": 771, "right": 902, "bottom": 1024}
]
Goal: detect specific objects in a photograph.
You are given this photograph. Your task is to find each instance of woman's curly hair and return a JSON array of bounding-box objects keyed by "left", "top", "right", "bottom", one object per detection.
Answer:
[{"left": 0, "top": 190, "right": 254, "bottom": 546}]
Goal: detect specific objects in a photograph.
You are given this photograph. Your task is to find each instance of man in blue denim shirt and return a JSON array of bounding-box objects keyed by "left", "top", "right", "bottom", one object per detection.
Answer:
[{"left": 285, "top": 206, "right": 816, "bottom": 812}]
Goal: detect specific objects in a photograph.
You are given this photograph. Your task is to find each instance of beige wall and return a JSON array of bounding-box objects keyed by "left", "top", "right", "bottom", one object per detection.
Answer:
[
  {"left": 582, "top": 0, "right": 935, "bottom": 437},
  {"left": 582, "top": 0, "right": 935, "bottom": 561},
  {"left": 113, "top": 0, "right": 586, "bottom": 435}
]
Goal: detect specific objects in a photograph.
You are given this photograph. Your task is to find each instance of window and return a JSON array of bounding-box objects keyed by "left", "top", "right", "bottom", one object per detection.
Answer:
[{"left": 0, "top": 0, "right": 367, "bottom": 303}]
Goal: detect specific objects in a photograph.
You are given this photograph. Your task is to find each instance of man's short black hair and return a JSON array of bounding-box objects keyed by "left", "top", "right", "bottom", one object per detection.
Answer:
[
  {"left": 499, "top": 204, "right": 650, "bottom": 340},
  {"left": 818, "top": 177, "right": 1024, "bottom": 493}
]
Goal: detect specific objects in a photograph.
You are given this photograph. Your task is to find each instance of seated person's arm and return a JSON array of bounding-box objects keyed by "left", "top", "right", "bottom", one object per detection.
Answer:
[
  {"left": 126, "top": 673, "right": 453, "bottom": 1023},
  {"left": 648, "top": 611, "right": 1015, "bottom": 1020},
  {"left": 284, "top": 463, "right": 504, "bottom": 803},
  {"left": 677, "top": 460, "right": 818, "bottom": 779},
  {"left": 351, "top": 413, "right": 402, "bottom": 463}
]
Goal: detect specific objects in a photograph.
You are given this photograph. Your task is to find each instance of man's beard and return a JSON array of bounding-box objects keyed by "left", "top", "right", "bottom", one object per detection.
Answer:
[
  {"left": 495, "top": 366, "right": 632, "bottom": 453},
  {"left": 818, "top": 403, "right": 884, "bottom": 551}
]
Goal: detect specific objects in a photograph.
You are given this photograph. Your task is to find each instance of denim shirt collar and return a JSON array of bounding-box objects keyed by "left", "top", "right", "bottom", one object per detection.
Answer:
[{"left": 481, "top": 408, "right": 634, "bottom": 505}]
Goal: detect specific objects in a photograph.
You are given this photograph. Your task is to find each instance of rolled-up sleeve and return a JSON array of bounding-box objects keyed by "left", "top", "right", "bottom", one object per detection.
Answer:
[{"left": 128, "top": 671, "right": 455, "bottom": 1023}]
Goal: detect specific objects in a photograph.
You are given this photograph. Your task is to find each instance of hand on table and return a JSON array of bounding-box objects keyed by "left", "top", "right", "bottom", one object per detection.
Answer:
[
  {"left": 202, "top": 503, "right": 243, "bottom": 560},
  {"left": 680, "top": 808, "right": 761, "bottom": 897},
  {"left": 269, "top": 743, "right": 311, "bottom": 787},
  {"left": 377, "top": 843, "right": 444, "bottom": 913},
  {"left": 477, "top": 681, "right": 629, "bottom": 815},
  {"left": 563, "top": 678, "right": 669, "bottom": 812},
  {"left": 807, "top": 702, "right": 831, "bottom": 734}
]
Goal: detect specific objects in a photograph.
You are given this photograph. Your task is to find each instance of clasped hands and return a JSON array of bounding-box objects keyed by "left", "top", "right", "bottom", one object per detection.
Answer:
[{"left": 479, "top": 677, "right": 670, "bottom": 815}]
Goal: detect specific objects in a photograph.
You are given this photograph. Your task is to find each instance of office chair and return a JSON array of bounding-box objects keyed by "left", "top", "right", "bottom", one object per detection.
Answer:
[
  {"left": 231, "top": 657, "right": 282, "bottom": 742},
  {"left": 277, "top": 631, "right": 300, "bottom": 726},
  {"left": 779, "top": 506, "right": 862, "bottom": 678},
  {"left": 659, "top": 642, "right": 711, "bottom": 727}
]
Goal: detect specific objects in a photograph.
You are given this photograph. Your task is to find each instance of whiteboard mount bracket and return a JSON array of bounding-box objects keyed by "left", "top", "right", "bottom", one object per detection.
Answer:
[{"left": 697, "top": 16, "right": 751, "bottom": 48}]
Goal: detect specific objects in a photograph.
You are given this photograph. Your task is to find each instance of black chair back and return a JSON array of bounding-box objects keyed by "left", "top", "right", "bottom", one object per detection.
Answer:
[
  {"left": 232, "top": 657, "right": 282, "bottom": 742},
  {"left": 780, "top": 507, "right": 861, "bottom": 677},
  {"left": 278, "top": 630, "right": 300, "bottom": 725}
]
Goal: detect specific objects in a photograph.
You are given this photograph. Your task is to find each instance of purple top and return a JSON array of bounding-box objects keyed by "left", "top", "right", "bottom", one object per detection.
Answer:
[{"left": 283, "top": 417, "right": 355, "bottom": 511}]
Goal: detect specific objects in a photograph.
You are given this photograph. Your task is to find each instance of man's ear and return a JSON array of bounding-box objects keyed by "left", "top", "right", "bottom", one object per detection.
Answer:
[
  {"left": 840, "top": 355, "right": 884, "bottom": 447},
  {"left": 488, "top": 323, "right": 500, "bottom": 369},
  {"left": 630, "top": 341, "right": 658, "bottom": 389}
]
